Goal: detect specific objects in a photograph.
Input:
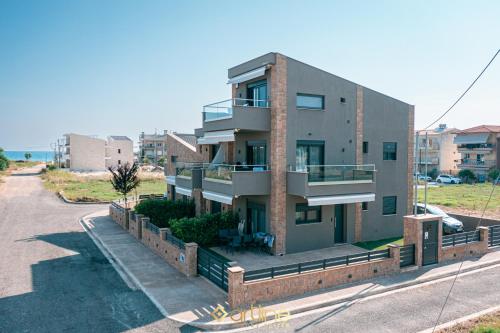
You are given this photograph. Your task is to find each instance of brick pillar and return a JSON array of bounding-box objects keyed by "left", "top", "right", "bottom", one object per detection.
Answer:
[
  {"left": 404, "top": 214, "right": 442, "bottom": 266},
  {"left": 478, "top": 226, "right": 490, "bottom": 253},
  {"left": 135, "top": 214, "right": 144, "bottom": 239},
  {"left": 227, "top": 266, "right": 245, "bottom": 309},
  {"left": 387, "top": 244, "right": 401, "bottom": 269},
  {"left": 141, "top": 217, "right": 150, "bottom": 245},
  {"left": 184, "top": 242, "right": 198, "bottom": 277},
  {"left": 193, "top": 189, "right": 204, "bottom": 217},
  {"left": 269, "top": 54, "right": 288, "bottom": 255},
  {"left": 407, "top": 106, "right": 415, "bottom": 215},
  {"left": 354, "top": 85, "right": 364, "bottom": 242}
]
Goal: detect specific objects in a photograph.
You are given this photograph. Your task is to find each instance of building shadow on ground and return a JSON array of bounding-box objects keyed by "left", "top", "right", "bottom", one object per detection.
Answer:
[{"left": 1, "top": 231, "right": 191, "bottom": 333}]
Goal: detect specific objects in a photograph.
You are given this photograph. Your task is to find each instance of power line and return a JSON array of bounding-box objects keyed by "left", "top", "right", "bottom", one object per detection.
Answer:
[
  {"left": 424, "top": 48, "right": 500, "bottom": 130},
  {"left": 431, "top": 176, "right": 499, "bottom": 332}
]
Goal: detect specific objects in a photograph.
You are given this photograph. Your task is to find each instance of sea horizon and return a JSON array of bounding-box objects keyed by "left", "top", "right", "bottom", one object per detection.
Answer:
[{"left": 4, "top": 150, "right": 54, "bottom": 162}]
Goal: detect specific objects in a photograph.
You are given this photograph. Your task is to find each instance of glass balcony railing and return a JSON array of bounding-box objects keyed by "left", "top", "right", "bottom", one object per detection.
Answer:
[
  {"left": 291, "top": 164, "right": 376, "bottom": 183},
  {"left": 203, "top": 98, "right": 270, "bottom": 122},
  {"left": 175, "top": 162, "right": 204, "bottom": 178},
  {"left": 203, "top": 164, "right": 269, "bottom": 182}
]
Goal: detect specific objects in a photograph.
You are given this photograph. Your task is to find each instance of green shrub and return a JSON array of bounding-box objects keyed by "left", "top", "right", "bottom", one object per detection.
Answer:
[
  {"left": 169, "top": 211, "right": 239, "bottom": 247},
  {"left": 47, "top": 164, "right": 57, "bottom": 171},
  {"left": 134, "top": 198, "right": 195, "bottom": 228},
  {"left": 488, "top": 168, "right": 499, "bottom": 182},
  {"left": 458, "top": 169, "right": 476, "bottom": 184},
  {"left": 0, "top": 148, "right": 9, "bottom": 171}
]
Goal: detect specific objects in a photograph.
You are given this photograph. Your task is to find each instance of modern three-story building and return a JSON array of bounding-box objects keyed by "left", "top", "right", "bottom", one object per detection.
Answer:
[{"left": 167, "top": 53, "right": 414, "bottom": 255}]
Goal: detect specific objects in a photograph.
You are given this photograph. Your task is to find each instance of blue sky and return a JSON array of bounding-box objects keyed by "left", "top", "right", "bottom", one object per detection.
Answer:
[{"left": 1, "top": 0, "right": 499, "bottom": 150}]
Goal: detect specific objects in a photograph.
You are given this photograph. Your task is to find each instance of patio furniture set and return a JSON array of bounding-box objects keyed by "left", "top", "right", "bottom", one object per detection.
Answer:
[{"left": 218, "top": 229, "right": 275, "bottom": 254}]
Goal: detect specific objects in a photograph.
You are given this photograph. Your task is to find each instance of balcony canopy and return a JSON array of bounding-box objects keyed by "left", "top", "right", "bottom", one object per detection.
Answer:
[
  {"left": 176, "top": 186, "right": 192, "bottom": 197},
  {"left": 197, "top": 130, "right": 235, "bottom": 145},
  {"left": 453, "top": 133, "right": 489, "bottom": 145},
  {"left": 202, "top": 190, "right": 233, "bottom": 205},
  {"left": 307, "top": 193, "right": 375, "bottom": 206},
  {"left": 227, "top": 66, "right": 267, "bottom": 85}
]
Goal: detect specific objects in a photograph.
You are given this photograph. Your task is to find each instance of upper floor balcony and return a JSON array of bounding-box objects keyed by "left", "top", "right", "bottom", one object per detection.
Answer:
[
  {"left": 175, "top": 162, "right": 203, "bottom": 191},
  {"left": 457, "top": 143, "right": 494, "bottom": 152},
  {"left": 202, "top": 164, "right": 271, "bottom": 198},
  {"left": 287, "top": 164, "right": 376, "bottom": 198},
  {"left": 202, "top": 98, "right": 271, "bottom": 132},
  {"left": 458, "top": 159, "right": 496, "bottom": 169}
]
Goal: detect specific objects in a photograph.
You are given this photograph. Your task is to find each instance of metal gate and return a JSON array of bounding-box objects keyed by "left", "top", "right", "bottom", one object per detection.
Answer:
[
  {"left": 197, "top": 247, "right": 230, "bottom": 291},
  {"left": 422, "top": 220, "right": 439, "bottom": 266},
  {"left": 489, "top": 225, "right": 500, "bottom": 247}
]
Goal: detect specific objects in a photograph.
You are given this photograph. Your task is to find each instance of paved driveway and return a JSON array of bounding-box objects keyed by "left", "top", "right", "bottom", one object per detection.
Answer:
[{"left": 0, "top": 167, "right": 189, "bottom": 333}]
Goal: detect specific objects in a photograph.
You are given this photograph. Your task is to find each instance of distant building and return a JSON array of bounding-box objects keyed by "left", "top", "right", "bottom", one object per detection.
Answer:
[
  {"left": 138, "top": 131, "right": 168, "bottom": 164},
  {"left": 415, "top": 124, "right": 459, "bottom": 175},
  {"left": 454, "top": 125, "right": 500, "bottom": 179},
  {"left": 63, "top": 133, "right": 133, "bottom": 171}
]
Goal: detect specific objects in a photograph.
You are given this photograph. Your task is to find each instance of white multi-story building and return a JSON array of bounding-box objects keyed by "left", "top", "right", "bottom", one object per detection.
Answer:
[
  {"left": 415, "top": 124, "right": 459, "bottom": 175},
  {"left": 63, "top": 133, "right": 133, "bottom": 171}
]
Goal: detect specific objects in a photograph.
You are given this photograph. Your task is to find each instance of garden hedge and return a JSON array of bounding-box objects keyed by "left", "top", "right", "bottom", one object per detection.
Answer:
[{"left": 134, "top": 198, "right": 195, "bottom": 228}]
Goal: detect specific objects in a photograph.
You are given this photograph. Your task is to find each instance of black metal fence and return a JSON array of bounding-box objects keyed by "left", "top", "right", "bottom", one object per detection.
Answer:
[
  {"left": 139, "top": 194, "right": 165, "bottom": 200},
  {"left": 442, "top": 230, "right": 480, "bottom": 248},
  {"left": 489, "top": 225, "right": 500, "bottom": 247},
  {"left": 164, "top": 233, "right": 185, "bottom": 249},
  {"left": 400, "top": 244, "right": 415, "bottom": 267},
  {"left": 197, "top": 247, "right": 230, "bottom": 291},
  {"left": 243, "top": 249, "right": 391, "bottom": 282},
  {"left": 146, "top": 221, "right": 160, "bottom": 235}
]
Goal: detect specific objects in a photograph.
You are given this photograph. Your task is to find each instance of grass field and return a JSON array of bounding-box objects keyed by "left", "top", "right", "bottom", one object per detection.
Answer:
[
  {"left": 41, "top": 169, "right": 166, "bottom": 202},
  {"left": 354, "top": 237, "right": 404, "bottom": 251},
  {"left": 417, "top": 183, "right": 500, "bottom": 218},
  {"left": 439, "top": 310, "right": 500, "bottom": 333}
]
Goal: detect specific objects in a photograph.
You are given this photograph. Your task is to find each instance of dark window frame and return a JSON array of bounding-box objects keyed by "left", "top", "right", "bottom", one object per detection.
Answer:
[
  {"left": 362, "top": 202, "right": 368, "bottom": 211},
  {"left": 296, "top": 203, "right": 322, "bottom": 225},
  {"left": 383, "top": 142, "right": 397, "bottom": 160},
  {"left": 382, "top": 196, "right": 397, "bottom": 215},
  {"left": 363, "top": 141, "right": 369, "bottom": 154},
  {"left": 296, "top": 93, "right": 325, "bottom": 110}
]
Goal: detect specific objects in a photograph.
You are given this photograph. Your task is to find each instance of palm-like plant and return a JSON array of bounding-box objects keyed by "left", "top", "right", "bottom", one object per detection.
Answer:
[{"left": 108, "top": 162, "right": 141, "bottom": 208}]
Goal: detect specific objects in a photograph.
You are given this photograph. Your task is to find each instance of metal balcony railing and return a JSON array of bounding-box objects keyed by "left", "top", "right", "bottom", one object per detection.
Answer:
[{"left": 203, "top": 98, "right": 270, "bottom": 122}]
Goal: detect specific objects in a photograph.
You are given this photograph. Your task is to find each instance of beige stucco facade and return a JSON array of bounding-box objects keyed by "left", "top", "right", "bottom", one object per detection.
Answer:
[
  {"left": 64, "top": 133, "right": 133, "bottom": 171},
  {"left": 415, "top": 125, "right": 459, "bottom": 175}
]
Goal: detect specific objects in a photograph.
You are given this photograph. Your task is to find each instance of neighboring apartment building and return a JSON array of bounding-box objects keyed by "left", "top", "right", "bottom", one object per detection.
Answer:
[
  {"left": 166, "top": 53, "right": 414, "bottom": 255},
  {"left": 415, "top": 124, "right": 459, "bottom": 175},
  {"left": 139, "top": 131, "right": 168, "bottom": 164},
  {"left": 454, "top": 125, "right": 500, "bottom": 179},
  {"left": 63, "top": 133, "right": 133, "bottom": 171}
]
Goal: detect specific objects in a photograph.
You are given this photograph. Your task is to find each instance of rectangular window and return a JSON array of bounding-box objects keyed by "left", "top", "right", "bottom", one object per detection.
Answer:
[
  {"left": 383, "top": 196, "right": 397, "bottom": 215},
  {"left": 118, "top": 148, "right": 121, "bottom": 154},
  {"left": 362, "top": 202, "right": 368, "bottom": 211},
  {"left": 296, "top": 204, "right": 322, "bottom": 224},
  {"left": 363, "top": 141, "right": 368, "bottom": 154},
  {"left": 296, "top": 93, "right": 324, "bottom": 110},
  {"left": 211, "top": 201, "right": 221, "bottom": 214},
  {"left": 118, "top": 160, "right": 121, "bottom": 165},
  {"left": 383, "top": 142, "right": 397, "bottom": 160}
]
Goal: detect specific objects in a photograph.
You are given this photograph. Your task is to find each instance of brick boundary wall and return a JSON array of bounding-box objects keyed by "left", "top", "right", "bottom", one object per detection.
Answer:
[
  {"left": 440, "top": 227, "right": 489, "bottom": 261},
  {"left": 227, "top": 245, "right": 400, "bottom": 308},
  {"left": 141, "top": 224, "right": 198, "bottom": 277},
  {"left": 109, "top": 203, "right": 129, "bottom": 230},
  {"left": 128, "top": 213, "right": 144, "bottom": 240}
]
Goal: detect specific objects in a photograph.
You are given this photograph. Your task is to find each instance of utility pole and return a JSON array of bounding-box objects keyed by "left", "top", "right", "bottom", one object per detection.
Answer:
[
  {"left": 414, "top": 131, "right": 419, "bottom": 215},
  {"left": 424, "top": 131, "right": 429, "bottom": 213}
]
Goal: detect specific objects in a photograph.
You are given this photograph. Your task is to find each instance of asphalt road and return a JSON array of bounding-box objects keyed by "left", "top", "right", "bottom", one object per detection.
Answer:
[
  {"left": 249, "top": 264, "right": 500, "bottom": 333},
  {"left": 0, "top": 167, "right": 184, "bottom": 333}
]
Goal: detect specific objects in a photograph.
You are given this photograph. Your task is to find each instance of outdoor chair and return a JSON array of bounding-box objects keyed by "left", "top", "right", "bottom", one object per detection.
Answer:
[
  {"left": 218, "top": 229, "right": 230, "bottom": 245},
  {"left": 228, "top": 236, "right": 242, "bottom": 255},
  {"left": 242, "top": 234, "right": 254, "bottom": 248}
]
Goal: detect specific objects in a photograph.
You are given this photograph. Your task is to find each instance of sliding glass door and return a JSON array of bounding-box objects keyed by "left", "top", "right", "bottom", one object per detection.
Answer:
[
  {"left": 296, "top": 141, "right": 324, "bottom": 181},
  {"left": 247, "top": 80, "right": 267, "bottom": 107}
]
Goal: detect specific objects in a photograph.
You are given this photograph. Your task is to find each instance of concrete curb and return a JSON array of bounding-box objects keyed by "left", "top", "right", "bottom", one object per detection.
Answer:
[
  {"left": 417, "top": 304, "right": 500, "bottom": 333},
  {"left": 58, "top": 191, "right": 111, "bottom": 205},
  {"left": 81, "top": 212, "right": 500, "bottom": 331}
]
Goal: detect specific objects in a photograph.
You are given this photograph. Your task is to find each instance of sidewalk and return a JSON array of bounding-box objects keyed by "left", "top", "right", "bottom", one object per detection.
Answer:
[{"left": 81, "top": 210, "right": 500, "bottom": 331}]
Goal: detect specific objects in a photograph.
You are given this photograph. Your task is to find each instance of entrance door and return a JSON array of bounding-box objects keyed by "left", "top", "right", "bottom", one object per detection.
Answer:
[
  {"left": 247, "top": 202, "right": 266, "bottom": 235},
  {"left": 247, "top": 80, "right": 267, "bottom": 107},
  {"left": 334, "top": 204, "right": 345, "bottom": 243},
  {"left": 422, "top": 220, "right": 438, "bottom": 265}
]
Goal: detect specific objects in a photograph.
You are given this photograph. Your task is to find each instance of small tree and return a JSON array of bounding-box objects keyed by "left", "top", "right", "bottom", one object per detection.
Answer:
[
  {"left": 458, "top": 169, "right": 476, "bottom": 184},
  {"left": 158, "top": 156, "right": 166, "bottom": 167},
  {"left": 488, "top": 168, "right": 499, "bottom": 182},
  {"left": 24, "top": 152, "right": 32, "bottom": 161},
  {"left": 0, "top": 148, "right": 9, "bottom": 171},
  {"left": 108, "top": 162, "right": 141, "bottom": 208},
  {"left": 143, "top": 156, "right": 150, "bottom": 165}
]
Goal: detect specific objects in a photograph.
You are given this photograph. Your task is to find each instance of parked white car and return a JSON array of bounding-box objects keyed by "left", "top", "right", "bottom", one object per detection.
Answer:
[
  {"left": 418, "top": 175, "right": 432, "bottom": 182},
  {"left": 436, "top": 174, "right": 461, "bottom": 184}
]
